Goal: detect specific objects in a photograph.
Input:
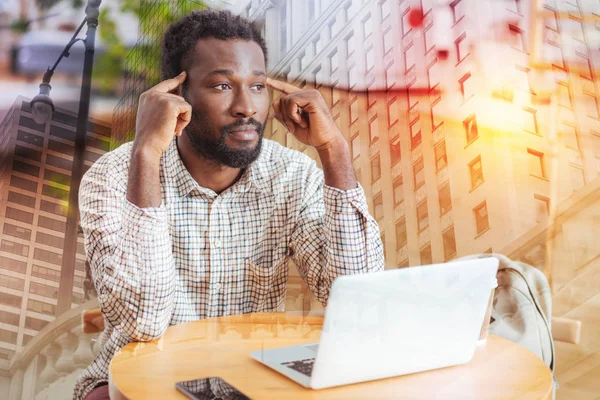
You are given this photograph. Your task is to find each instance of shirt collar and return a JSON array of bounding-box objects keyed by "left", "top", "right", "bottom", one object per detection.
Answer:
[{"left": 161, "top": 138, "right": 269, "bottom": 203}]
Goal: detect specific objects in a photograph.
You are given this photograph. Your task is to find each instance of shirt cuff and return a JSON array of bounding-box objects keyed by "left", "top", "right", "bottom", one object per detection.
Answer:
[
  {"left": 323, "top": 183, "right": 370, "bottom": 215},
  {"left": 122, "top": 199, "right": 168, "bottom": 236}
]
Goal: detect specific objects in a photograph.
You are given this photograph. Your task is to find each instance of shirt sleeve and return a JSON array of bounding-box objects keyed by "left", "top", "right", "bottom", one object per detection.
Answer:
[
  {"left": 290, "top": 162, "right": 385, "bottom": 305},
  {"left": 79, "top": 159, "right": 176, "bottom": 341}
]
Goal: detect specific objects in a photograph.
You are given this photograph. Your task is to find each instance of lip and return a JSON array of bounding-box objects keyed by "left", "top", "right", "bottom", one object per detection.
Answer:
[{"left": 228, "top": 127, "right": 258, "bottom": 141}]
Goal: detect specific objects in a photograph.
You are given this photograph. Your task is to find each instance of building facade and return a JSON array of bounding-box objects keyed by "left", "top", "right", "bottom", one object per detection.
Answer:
[{"left": 0, "top": 97, "right": 112, "bottom": 368}]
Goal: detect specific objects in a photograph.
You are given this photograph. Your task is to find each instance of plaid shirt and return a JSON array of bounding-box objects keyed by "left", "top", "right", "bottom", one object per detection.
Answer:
[{"left": 73, "top": 138, "right": 384, "bottom": 399}]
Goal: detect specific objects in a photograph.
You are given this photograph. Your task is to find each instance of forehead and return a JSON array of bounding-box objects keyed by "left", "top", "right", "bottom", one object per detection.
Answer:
[{"left": 187, "top": 38, "right": 266, "bottom": 76}]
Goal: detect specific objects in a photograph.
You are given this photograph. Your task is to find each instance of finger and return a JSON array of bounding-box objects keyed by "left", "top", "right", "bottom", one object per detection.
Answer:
[
  {"left": 174, "top": 102, "right": 192, "bottom": 134},
  {"left": 272, "top": 98, "right": 283, "bottom": 124},
  {"left": 280, "top": 98, "right": 296, "bottom": 134},
  {"left": 267, "top": 77, "right": 301, "bottom": 95},
  {"left": 152, "top": 71, "right": 187, "bottom": 93},
  {"left": 284, "top": 99, "right": 304, "bottom": 126}
]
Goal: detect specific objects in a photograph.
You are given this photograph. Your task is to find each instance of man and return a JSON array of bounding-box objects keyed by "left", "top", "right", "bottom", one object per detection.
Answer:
[{"left": 75, "top": 9, "right": 383, "bottom": 400}]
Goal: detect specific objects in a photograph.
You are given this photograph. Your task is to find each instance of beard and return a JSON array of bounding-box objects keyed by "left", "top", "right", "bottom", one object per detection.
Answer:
[{"left": 183, "top": 113, "right": 266, "bottom": 169}]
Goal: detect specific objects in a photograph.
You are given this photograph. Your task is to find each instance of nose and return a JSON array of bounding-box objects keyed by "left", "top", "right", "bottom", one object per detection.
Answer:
[{"left": 230, "top": 88, "right": 257, "bottom": 118}]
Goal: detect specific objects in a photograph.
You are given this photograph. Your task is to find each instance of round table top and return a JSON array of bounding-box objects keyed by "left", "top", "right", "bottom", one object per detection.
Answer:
[{"left": 109, "top": 312, "right": 553, "bottom": 400}]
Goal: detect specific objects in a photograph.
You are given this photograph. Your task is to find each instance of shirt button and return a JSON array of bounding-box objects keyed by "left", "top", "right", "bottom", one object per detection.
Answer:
[
  {"left": 214, "top": 239, "right": 222, "bottom": 248},
  {"left": 215, "top": 283, "right": 222, "bottom": 291}
]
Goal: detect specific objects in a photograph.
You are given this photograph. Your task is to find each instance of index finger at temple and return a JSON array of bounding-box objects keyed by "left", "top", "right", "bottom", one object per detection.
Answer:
[
  {"left": 267, "top": 77, "right": 301, "bottom": 94},
  {"left": 152, "top": 71, "right": 187, "bottom": 93}
]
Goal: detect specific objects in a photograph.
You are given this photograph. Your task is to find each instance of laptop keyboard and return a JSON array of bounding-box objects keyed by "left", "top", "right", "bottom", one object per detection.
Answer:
[{"left": 281, "top": 358, "right": 315, "bottom": 377}]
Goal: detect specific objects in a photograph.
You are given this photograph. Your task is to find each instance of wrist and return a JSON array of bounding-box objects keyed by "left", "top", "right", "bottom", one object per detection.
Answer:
[
  {"left": 131, "top": 142, "right": 164, "bottom": 164},
  {"left": 315, "top": 134, "right": 348, "bottom": 158}
]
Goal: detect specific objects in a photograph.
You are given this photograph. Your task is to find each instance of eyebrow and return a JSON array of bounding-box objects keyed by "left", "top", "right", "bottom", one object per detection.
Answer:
[{"left": 205, "top": 69, "right": 266, "bottom": 78}]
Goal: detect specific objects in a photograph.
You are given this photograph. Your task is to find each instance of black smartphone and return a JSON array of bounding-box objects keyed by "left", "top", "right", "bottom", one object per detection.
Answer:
[{"left": 175, "top": 377, "right": 251, "bottom": 400}]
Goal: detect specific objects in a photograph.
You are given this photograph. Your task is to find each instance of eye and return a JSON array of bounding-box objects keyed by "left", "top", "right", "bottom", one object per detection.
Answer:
[
  {"left": 213, "top": 83, "right": 232, "bottom": 91},
  {"left": 251, "top": 83, "right": 266, "bottom": 91}
]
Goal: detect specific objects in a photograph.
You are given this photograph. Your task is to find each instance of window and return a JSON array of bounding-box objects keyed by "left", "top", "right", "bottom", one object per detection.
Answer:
[
  {"left": 3, "top": 223, "right": 31, "bottom": 241},
  {"left": 459, "top": 72, "right": 474, "bottom": 101},
  {"left": 7, "top": 191, "right": 35, "bottom": 208},
  {"left": 417, "top": 201, "right": 429, "bottom": 231},
  {"left": 31, "top": 265, "right": 61, "bottom": 282},
  {"left": 371, "top": 154, "right": 381, "bottom": 183},
  {"left": 369, "top": 118, "right": 379, "bottom": 143},
  {"left": 420, "top": 245, "right": 433, "bottom": 265},
  {"left": 42, "top": 184, "right": 69, "bottom": 202},
  {"left": 434, "top": 141, "right": 448, "bottom": 171},
  {"left": 534, "top": 194, "right": 550, "bottom": 222},
  {"left": 474, "top": 201, "right": 490, "bottom": 234},
  {"left": 17, "top": 130, "right": 44, "bottom": 147},
  {"left": 38, "top": 215, "right": 66, "bottom": 232},
  {"left": 0, "top": 329, "right": 18, "bottom": 345},
  {"left": 313, "top": 35, "right": 322, "bottom": 55},
  {"left": 49, "top": 124, "right": 75, "bottom": 142},
  {"left": 0, "top": 274, "right": 25, "bottom": 291},
  {"left": 396, "top": 219, "right": 407, "bottom": 248},
  {"left": 45, "top": 169, "right": 71, "bottom": 186},
  {"left": 35, "top": 231, "right": 64, "bottom": 249},
  {"left": 346, "top": 32, "right": 356, "bottom": 56},
  {"left": 414, "top": 159, "right": 425, "bottom": 188},
  {"left": 10, "top": 175, "right": 38, "bottom": 193},
  {"left": 469, "top": 156, "right": 484, "bottom": 189},
  {"left": 14, "top": 145, "right": 42, "bottom": 162},
  {"left": 27, "top": 299, "right": 56, "bottom": 317},
  {"left": 6, "top": 207, "right": 34, "bottom": 224},
  {"left": 0, "top": 256, "right": 27, "bottom": 274},
  {"left": 523, "top": 107, "right": 539, "bottom": 134},
  {"left": 40, "top": 200, "right": 67, "bottom": 217},
  {"left": 13, "top": 160, "right": 40, "bottom": 177},
  {"left": 410, "top": 119, "right": 422, "bottom": 148},
  {"left": 373, "top": 194, "right": 384, "bottom": 220},
  {"left": 383, "top": 29, "right": 393, "bottom": 54},
  {"left": 557, "top": 83, "right": 572, "bottom": 108},
  {"left": 351, "top": 134, "right": 360, "bottom": 160},
  {"left": 348, "top": 64, "right": 358, "bottom": 89},
  {"left": 29, "top": 281, "right": 58, "bottom": 298},
  {"left": 455, "top": 33, "right": 468, "bottom": 62},
  {"left": 450, "top": 0, "right": 466, "bottom": 23},
  {"left": 33, "top": 248, "right": 62, "bottom": 266},
  {"left": 385, "top": 63, "right": 395, "bottom": 89},
  {"left": 583, "top": 93, "right": 600, "bottom": 119},
  {"left": 329, "top": 17, "right": 341, "bottom": 38},
  {"left": 570, "top": 166, "right": 585, "bottom": 190},
  {"left": 46, "top": 154, "right": 72, "bottom": 171},
  {"left": 73, "top": 274, "right": 85, "bottom": 289},
  {"left": 48, "top": 139, "right": 74, "bottom": 156},
  {"left": 1, "top": 240, "right": 29, "bottom": 257},
  {"left": 299, "top": 52, "right": 308, "bottom": 71},
  {"left": 528, "top": 149, "right": 546, "bottom": 178},
  {"left": 388, "top": 98, "right": 399, "bottom": 127},
  {"left": 431, "top": 101, "right": 443, "bottom": 130},
  {"left": 443, "top": 228, "right": 457, "bottom": 261},
  {"left": 367, "top": 85, "right": 377, "bottom": 107},
  {"left": 25, "top": 317, "right": 49, "bottom": 331},
  {"left": 439, "top": 184, "right": 452, "bottom": 214},
  {"left": 308, "top": 0, "right": 316, "bottom": 20},
  {"left": 404, "top": 44, "right": 417, "bottom": 72},
  {"left": 464, "top": 114, "right": 479, "bottom": 143},
  {"left": 350, "top": 98, "right": 360, "bottom": 124},
  {"left": 424, "top": 27, "right": 435, "bottom": 52},
  {"left": 0, "top": 292, "right": 22, "bottom": 308},
  {"left": 0, "top": 310, "right": 19, "bottom": 326},
  {"left": 380, "top": 0, "right": 391, "bottom": 20},
  {"left": 329, "top": 50, "right": 339, "bottom": 73},
  {"left": 508, "top": 24, "right": 526, "bottom": 52},
  {"left": 390, "top": 139, "right": 401, "bottom": 165},
  {"left": 393, "top": 176, "right": 404, "bottom": 205},
  {"left": 331, "top": 83, "right": 340, "bottom": 106},
  {"left": 363, "top": 14, "right": 373, "bottom": 38},
  {"left": 366, "top": 47, "right": 375, "bottom": 71}
]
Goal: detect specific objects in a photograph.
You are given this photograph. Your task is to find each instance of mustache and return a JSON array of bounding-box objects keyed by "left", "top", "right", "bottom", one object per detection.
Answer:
[{"left": 222, "top": 118, "right": 263, "bottom": 134}]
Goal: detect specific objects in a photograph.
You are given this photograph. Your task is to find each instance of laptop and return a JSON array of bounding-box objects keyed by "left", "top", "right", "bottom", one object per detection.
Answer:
[{"left": 250, "top": 257, "right": 499, "bottom": 389}]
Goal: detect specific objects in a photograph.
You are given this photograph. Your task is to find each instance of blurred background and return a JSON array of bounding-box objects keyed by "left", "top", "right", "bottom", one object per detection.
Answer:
[{"left": 0, "top": 0, "right": 599, "bottom": 398}]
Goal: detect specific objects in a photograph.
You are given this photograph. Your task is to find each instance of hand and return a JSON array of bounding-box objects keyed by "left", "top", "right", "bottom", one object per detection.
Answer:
[
  {"left": 134, "top": 71, "right": 192, "bottom": 158},
  {"left": 267, "top": 78, "right": 343, "bottom": 152}
]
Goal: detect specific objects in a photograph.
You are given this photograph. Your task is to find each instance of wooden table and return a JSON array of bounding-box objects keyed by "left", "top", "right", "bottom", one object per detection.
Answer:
[{"left": 109, "top": 312, "right": 553, "bottom": 399}]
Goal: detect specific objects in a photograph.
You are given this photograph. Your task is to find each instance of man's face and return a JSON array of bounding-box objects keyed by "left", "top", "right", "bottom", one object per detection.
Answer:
[{"left": 181, "top": 38, "right": 270, "bottom": 168}]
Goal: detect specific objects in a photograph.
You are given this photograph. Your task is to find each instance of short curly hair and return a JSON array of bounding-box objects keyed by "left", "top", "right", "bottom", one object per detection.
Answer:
[{"left": 160, "top": 9, "right": 268, "bottom": 81}]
